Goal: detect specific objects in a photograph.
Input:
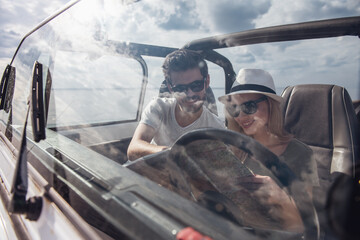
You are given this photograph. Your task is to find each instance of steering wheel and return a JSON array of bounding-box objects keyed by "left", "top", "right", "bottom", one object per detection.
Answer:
[{"left": 169, "top": 128, "right": 319, "bottom": 240}]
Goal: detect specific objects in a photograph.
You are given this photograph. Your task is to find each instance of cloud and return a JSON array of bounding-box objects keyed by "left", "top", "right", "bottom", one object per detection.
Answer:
[
  {"left": 0, "top": 1, "right": 68, "bottom": 36},
  {"left": 0, "top": 0, "right": 358, "bottom": 101},
  {"left": 195, "top": 0, "right": 271, "bottom": 33},
  {"left": 157, "top": 1, "right": 201, "bottom": 30},
  {"left": 254, "top": 0, "right": 360, "bottom": 28},
  {"left": 227, "top": 48, "right": 257, "bottom": 64},
  {"left": 0, "top": 30, "right": 20, "bottom": 48},
  {"left": 126, "top": 0, "right": 271, "bottom": 34},
  {"left": 324, "top": 56, "right": 348, "bottom": 68},
  {"left": 0, "top": 30, "right": 21, "bottom": 63},
  {"left": 0, "top": 0, "right": 69, "bottom": 70}
]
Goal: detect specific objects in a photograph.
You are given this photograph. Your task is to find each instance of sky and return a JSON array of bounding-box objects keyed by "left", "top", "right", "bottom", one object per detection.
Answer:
[
  {"left": 1, "top": 0, "right": 359, "bottom": 63},
  {"left": 0, "top": 0, "right": 359, "bottom": 98},
  {"left": 0, "top": 0, "right": 70, "bottom": 72}
]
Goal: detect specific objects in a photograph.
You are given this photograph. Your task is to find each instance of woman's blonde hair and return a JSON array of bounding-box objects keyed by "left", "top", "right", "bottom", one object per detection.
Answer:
[{"left": 226, "top": 96, "right": 292, "bottom": 143}]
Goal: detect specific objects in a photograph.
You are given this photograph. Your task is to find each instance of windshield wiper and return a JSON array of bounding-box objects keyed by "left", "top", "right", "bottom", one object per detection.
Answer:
[
  {"left": 8, "top": 61, "right": 45, "bottom": 220},
  {"left": 8, "top": 106, "right": 43, "bottom": 220}
]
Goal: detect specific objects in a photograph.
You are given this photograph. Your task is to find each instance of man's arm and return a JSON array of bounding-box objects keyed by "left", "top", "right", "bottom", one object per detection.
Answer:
[{"left": 127, "top": 123, "right": 168, "bottom": 161}]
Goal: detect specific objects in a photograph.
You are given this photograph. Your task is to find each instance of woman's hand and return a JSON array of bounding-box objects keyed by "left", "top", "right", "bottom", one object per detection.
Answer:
[
  {"left": 237, "top": 174, "right": 304, "bottom": 232},
  {"left": 237, "top": 174, "right": 288, "bottom": 205}
]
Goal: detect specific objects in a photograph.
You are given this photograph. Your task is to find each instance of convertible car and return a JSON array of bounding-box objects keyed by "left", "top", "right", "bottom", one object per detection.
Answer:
[{"left": 0, "top": 0, "right": 359, "bottom": 239}]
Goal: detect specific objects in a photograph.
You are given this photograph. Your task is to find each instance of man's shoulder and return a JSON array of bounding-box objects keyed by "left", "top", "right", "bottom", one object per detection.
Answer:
[
  {"left": 143, "top": 97, "right": 176, "bottom": 112},
  {"left": 148, "top": 97, "right": 176, "bottom": 107},
  {"left": 201, "top": 107, "right": 225, "bottom": 128},
  {"left": 202, "top": 106, "right": 220, "bottom": 119},
  {"left": 142, "top": 97, "right": 176, "bottom": 121},
  {"left": 141, "top": 97, "right": 176, "bottom": 128}
]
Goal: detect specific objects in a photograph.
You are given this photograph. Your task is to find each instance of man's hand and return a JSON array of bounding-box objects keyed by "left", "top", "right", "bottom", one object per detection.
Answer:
[{"left": 127, "top": 123, "right": 167, "bottom": 161}]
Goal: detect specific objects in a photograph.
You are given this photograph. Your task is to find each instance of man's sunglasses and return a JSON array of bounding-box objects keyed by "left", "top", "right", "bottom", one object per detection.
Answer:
[
  {"left": 168, "top": 77, "right": 206, "bottom": 93},
  {"left": 226, "top": 96, "right": 267, "bottom": 117}
]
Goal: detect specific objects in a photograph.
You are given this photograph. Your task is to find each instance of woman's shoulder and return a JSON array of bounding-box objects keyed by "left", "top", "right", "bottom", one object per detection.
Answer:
[
  {"left": 282, "top": 138, "right": 319, "bottom": 186},
  {"left": 281, "top": 138, "right": 313, "bottom": 162},
  {"left": 287, "top": 138, "right": 312, "bottom": 153}
]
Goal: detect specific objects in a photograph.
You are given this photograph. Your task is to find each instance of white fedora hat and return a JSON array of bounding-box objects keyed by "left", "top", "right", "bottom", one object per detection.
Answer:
[{"left": 218, "top": 69, "right": 283, "bottom": 103}]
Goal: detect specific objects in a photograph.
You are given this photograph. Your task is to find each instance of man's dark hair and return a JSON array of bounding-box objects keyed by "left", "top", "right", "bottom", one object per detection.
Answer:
[{"left": 162, "top": 49, "right": 208, "bottom": 83}]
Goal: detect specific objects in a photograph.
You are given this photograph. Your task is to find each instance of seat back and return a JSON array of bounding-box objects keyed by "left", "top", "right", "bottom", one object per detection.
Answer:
[
  {"left": 281, "top": 84, "right": 360, "bottom": 237},
  {"left": 159, "top": 80, "right": 218, "bottom": 115}
]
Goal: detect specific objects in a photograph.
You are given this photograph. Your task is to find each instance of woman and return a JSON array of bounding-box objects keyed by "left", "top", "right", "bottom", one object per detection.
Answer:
[{"left": 218, "top": 69, "right": 319, "bottom": 232}]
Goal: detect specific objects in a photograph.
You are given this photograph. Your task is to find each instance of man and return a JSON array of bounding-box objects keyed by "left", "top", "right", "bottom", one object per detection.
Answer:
[{"left": 127, "top": 49, "right": 224, "bottom": 160}]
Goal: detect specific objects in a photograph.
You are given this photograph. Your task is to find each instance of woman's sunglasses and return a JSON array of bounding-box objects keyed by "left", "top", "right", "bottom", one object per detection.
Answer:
[
  {"left": 168, "top": 77, "right": 206, "bottom": 93},
  {"left": 226, "top": 96, "right": 267, "bottom": 117}
]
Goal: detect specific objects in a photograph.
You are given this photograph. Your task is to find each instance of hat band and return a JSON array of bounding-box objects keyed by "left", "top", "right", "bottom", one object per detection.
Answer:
[{"left": 230, "top": 84, "right": 276, "bottom": 94}]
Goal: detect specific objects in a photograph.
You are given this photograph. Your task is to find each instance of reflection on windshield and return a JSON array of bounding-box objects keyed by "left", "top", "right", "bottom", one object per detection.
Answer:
[
  {"left": 47, "top": 51, "right": 143, "bottom": 127},
  {"left": 126, "top": 133, "right": 316, "bottom": 236}
]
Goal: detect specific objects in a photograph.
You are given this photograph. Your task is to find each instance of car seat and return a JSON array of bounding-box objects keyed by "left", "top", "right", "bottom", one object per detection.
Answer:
[
  {"left": 158, "top": 80, "right": 218, "bottom": 115},
  {"left": 281, "top": 84, "right": 360, "bottom": 239}
]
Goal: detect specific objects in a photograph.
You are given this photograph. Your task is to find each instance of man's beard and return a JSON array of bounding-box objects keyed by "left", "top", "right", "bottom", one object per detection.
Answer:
[{"left": 178, "top": 95, "right": 205, "bottom": 113}]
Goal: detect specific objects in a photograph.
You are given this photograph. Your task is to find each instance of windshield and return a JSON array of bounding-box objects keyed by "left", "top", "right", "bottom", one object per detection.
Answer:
[{"left": 2, "top": 0, "right": 359, "bottom": 239}]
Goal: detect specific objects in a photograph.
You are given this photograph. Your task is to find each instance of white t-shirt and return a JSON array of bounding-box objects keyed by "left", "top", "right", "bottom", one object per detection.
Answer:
[{"left": 140, "top": 97, "right": 225, "bottom": 146}]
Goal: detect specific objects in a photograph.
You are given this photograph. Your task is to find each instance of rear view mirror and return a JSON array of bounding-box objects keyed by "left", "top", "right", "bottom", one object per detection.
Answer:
[{"left": 0, "top": 65, "right": 15, "bottom": 112}]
